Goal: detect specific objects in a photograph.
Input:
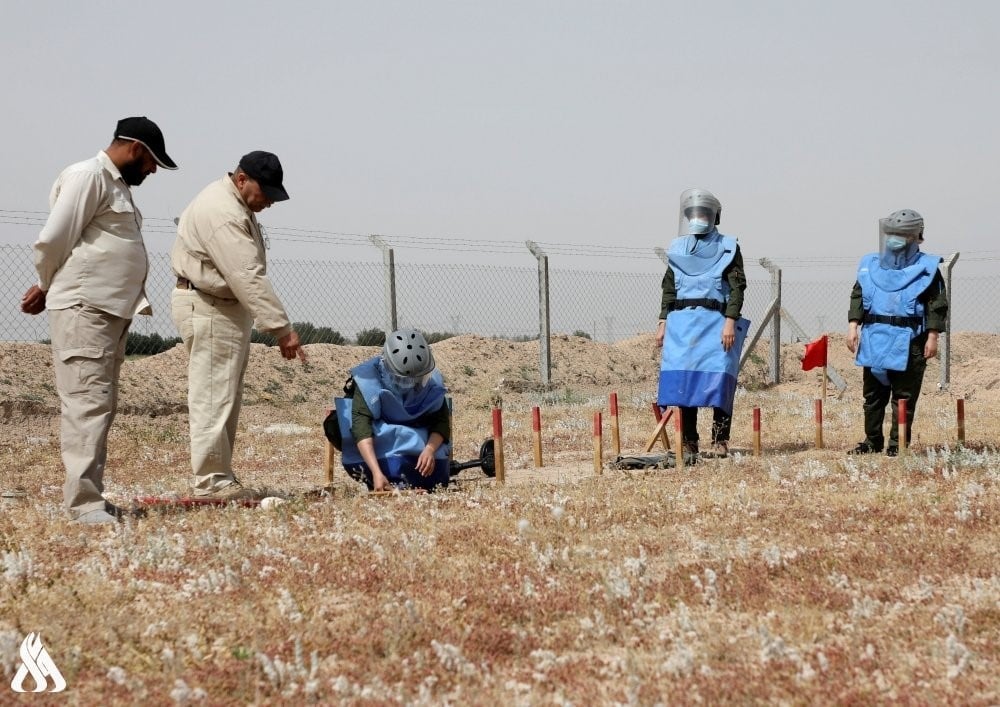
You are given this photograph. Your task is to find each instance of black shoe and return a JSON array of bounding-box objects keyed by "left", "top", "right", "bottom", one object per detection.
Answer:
[
  {"left": 885, "top": 446, "right": 898, "bottom": 457},
  {"left": 106, "top": 501, "right": 146, "bottom": 519},
  {"left": 848, "top": 441, "right": 882, "bottom": 455}
]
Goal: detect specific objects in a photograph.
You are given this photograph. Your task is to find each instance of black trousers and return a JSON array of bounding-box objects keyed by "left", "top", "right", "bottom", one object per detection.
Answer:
[
  {"left": 678, "top": 406, "right": 732, "bottom": 446},
  {"left": 861, "top": 336, "right": 929, "bottom": 448}
]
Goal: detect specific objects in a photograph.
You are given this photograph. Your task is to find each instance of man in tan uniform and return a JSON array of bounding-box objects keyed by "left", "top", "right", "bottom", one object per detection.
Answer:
[
  {"left": 21, "top": 116, "right": 178, "bottom": 524},
  {"left": 171, "top": 151, "right": 306, "bottom": 500}
]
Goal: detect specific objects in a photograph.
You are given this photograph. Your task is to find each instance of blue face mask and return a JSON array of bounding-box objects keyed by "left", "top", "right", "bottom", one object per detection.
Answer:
[
  {"left": 688, "top": 218, "right": 711, "bottom": 234},
  {"left": 885, "top": 235, "right": 909, "bottom": 251}
]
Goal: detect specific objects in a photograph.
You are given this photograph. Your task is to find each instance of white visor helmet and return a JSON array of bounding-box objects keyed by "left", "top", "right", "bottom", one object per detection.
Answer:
[
  {"left": 878, "top": 209, "right": 923, "bottom": 269},
  {"left": 382, "top": 329, "right": 435, "bottom": 389},
  {"left": 678, "top": 188, "right": 721, "bottom": 236}
]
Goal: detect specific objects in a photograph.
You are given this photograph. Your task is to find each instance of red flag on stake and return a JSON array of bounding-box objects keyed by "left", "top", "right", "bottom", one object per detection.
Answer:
[{"left": 801, "top": 335, "right": 828, "bottom": 371}]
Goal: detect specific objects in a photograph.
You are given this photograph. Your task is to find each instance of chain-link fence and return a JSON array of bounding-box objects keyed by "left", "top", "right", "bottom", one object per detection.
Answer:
[{"left": 3, "top": 242, "right": 998, "bottom": 378}]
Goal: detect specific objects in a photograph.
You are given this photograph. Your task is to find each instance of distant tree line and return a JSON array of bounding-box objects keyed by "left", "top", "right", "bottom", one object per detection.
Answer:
[
  {"left": 47, "top": 323, "right": 591, "bottom": 356},
  {"left": 251, "top": 324, "right": 462, "bottom": 348},
  {"left": 126, "top": 332, "right": 181, "bottom": 355}
]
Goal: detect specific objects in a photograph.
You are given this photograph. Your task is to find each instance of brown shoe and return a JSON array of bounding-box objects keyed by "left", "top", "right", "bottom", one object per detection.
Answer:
[
  {"left": 680, "top": 441, "right": 700, "bottom": 465},
  {"left": 711, "top": 441, "right": 729, "bottom": 458},
  {"left": 198, "top": 482, "right": 262, "bottom": 502}
]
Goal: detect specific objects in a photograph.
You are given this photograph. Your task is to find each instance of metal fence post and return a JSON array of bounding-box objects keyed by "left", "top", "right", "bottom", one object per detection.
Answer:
[
  {"left": 939, "top": 252, "right": 960, "bottom": 389},
  {"left": 369, "top": 234, "right": 397, "bottom": 333},
  {"left": 526, "top": 241, "right": 551, "bottom": 385},
  {"left": 760, "top": 258, "right": 782, "bottom": 385}
]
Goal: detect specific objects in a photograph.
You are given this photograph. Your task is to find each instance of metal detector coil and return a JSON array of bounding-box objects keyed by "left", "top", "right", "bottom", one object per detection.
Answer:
[{"left": 449, "top": 438, "right": 496, "bottom": 478}]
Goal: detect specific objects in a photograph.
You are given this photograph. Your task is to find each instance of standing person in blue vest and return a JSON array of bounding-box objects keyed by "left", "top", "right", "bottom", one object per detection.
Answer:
[
  {"left": 323, "top": 329, "right": 451, "bottom": 491},
  {"left": 655, "top": 188, "right": 749, "bottom": 460},
  {"left": 846, "top": 209, "right": 948, "bottom": 456}
]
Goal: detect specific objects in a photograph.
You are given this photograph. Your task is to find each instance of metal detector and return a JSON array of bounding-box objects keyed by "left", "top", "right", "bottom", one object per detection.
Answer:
[{"left": 449, "top": 438, "right": 496, "bottom": 478}]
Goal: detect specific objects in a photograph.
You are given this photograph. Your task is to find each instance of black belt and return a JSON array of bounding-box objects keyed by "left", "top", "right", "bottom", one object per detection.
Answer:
[
  {"left": 669, "top": 298, "right": 724, "bottom": 313},
  {"left": 863, "top": 314, "right": 923, "bottom": 328},
  {"left": 176, "top": 276, "right": 198, "bottom": 291}
]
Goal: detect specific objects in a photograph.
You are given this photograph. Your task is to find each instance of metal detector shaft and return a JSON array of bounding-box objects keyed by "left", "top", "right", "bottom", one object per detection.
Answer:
[{"left": 449, "top": 438, "right": 496, "bottom": 478}]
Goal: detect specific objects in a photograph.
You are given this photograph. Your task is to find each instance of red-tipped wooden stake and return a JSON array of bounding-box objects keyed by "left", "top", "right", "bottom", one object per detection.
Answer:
[
  {"left": 593, "top": 411, "right": 603, "bottom": 474},
  {"left": 610, "top": 392, "right": 621, "bottom": 457},
  {"left": 532, "top": 406, "right": 543, "bottom": 468},
  {"left": 674, "top": 407, "right": 685, "bottom": 471},
  {"left": 898, "top": 399, "right": 908, "bottom": 455},
  {"left": 753, "top": 407, "right": 762, "bottom": 457}
]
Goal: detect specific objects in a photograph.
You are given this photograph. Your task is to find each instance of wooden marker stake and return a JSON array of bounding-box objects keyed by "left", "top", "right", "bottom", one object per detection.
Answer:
[
  {"left": 674, "top": 407, "right": 685, "bottom": 471},
  {"left": 898, "top": 399, "right": 908, "bottom": 455},
  {"left": 492, "top": 407, "right": 505, "bottom": 484},
  {"left": 532, "top": 406, "right": 543, "bottom": 468},
  {"left": 648, "top": 403, "right": 671, "bottom": 451},
  {"left": 814, "top": 399, "right": 824, "bottom": 449},
  {"left": 610, "top": 392, "right": 621, "bottom": 457},
  {"left": 956, "top": 398, "right": 965, "bottom": 445},
  {"left": 324, "top": 407, "right": 335, "bottom": 484},
  {"left": 593, "top": 411, "right": 603, "bottom": 475},
  {"left": 644, "top": 407, "right": 673, "bottom": 453},
  {"left": 752, "top": 407, "right": 762, "bottom": 457}
]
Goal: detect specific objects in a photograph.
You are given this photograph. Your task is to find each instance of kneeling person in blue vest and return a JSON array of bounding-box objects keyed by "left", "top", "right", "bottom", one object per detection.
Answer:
[
  {"left": 846, "top": 209, "right": 948, "bottom": 457},
  {"left": 324, "top": 329, "right": 451, "bottom": 491},
  {"left": 655, "top": 188, "right": 750, "bottom": 460}
]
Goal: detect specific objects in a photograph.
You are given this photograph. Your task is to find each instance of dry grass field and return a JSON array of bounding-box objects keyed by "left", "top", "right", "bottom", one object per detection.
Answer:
[{"left": 1, "top": 333, "right": 998, "bottom": 705}]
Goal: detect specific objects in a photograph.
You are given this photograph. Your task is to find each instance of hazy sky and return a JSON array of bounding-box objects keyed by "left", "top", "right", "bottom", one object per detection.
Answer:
[{"left": 2, "top": 0, "right": 998, "bottom": 277}]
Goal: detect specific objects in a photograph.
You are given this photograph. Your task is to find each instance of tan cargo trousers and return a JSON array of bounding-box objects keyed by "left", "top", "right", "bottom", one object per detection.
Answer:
[
  {"left": 171, "top": 288, "right": 252, "bottom": 494},
  {"left": 48, "top": 305, "right": 130, "bottom": 519}
]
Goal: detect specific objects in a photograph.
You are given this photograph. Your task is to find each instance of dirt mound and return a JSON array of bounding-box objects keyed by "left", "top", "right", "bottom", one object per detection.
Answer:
[{"left": 1, "top": 332, "right": 997, "bottom": 419}]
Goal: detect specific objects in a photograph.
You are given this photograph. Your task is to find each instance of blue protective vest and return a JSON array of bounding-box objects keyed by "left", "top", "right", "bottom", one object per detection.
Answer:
[
  {"left": 855, "top": 251, "right": 941, "bottom": 373},
  {"left": 658, "top": 231, "right": 751, "bottom": 414},
  {"left": 336, "top": 357, "right": 450, "bottom": 478}
]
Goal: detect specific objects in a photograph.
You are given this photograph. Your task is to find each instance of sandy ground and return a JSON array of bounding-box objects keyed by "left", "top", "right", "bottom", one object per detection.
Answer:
[{"left": 1, "top": 331, "right": 997, "bottom": 502}]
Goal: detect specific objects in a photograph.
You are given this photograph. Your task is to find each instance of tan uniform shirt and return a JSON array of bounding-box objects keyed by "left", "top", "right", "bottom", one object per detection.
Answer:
[
  {"left": 171, "top": 175, "right": 292, "bottom": 338},
  {"left": 33, "top": 151, "right": 151, "bottom": 318}
]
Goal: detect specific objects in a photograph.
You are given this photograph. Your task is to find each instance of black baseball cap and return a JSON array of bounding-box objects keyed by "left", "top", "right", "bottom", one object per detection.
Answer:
[
  {"left": 238, "top": 151, "right": 289, "bottom": 202},
  {"left": 114, "top": 116, "right": 177, "bottom": 170}
]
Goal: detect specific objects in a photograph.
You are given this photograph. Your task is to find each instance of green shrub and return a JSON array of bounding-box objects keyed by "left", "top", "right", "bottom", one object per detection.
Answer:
[{"left": 355, "top": 328, "right": 386, "bottom": 346}]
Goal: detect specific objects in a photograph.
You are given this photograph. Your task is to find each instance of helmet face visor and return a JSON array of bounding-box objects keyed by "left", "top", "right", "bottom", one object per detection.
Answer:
[
  {"left": 379, "top": 362, "right": 425, "bottom": 393},
  {"left": 678, "top": 188, "right": 721, "bottom": 236},
  {"left": 878, "top": 217, "right": 920, "bottom": 269},
  {"left": 880, "top": 210, "right": 924, "bottom": 239}
]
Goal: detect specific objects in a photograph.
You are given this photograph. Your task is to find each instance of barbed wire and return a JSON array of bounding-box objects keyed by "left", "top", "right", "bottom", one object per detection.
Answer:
[{"left": 4, "top": 208, "right": 1000, "bottom": 263}]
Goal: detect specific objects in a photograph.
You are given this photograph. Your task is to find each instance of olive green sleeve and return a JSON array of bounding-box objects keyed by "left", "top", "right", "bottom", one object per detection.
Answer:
[
  {"left": 659, "top": 267, "right": 676, "bottom": 320},
  {"left": 723, "top": 246, "right": 746, "bottom": 320},
  {"left": 424, "top": 400, "right": 452, "bottom": 443},
  {"left": 848, "top": 281, "right": 864, "bottom": 322},
  {"left": 922, "top": 270, "right": 949, "bottom": 332},
  {"left": 351, "top": 388, "right": 374, "bottom": 442}
]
